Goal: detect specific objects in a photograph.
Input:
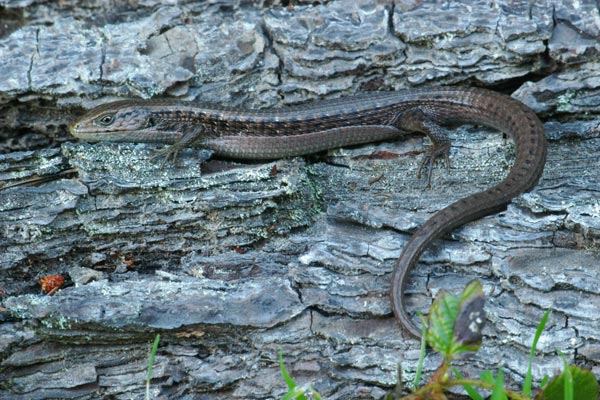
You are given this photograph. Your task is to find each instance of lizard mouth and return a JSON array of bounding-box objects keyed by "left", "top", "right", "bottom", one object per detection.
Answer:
[{"left": 68, "top": 121, "right": 100, "bottom": 141}]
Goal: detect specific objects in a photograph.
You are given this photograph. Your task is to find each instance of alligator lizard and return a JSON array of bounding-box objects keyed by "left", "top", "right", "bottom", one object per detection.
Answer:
[{"left": 69, "top": 87, "right": 547, "bottom": 338}]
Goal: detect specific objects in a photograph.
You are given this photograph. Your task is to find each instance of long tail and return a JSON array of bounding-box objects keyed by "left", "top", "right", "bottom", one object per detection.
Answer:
[{"left": 390, "top": 88, "right": 547, "bottom": 338}]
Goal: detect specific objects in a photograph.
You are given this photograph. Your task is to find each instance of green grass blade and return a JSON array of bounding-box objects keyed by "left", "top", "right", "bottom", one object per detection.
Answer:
[
  {"left": 540, "top": 374, "right": 550, "bottom": 387},
  {"left": 279, "top": 350, "right": 308, "bottom": 400},
  {"left": 280, "top": 388, "right": 299, "bottom": 400},
  {"left": 413, "top": 313, "right": 427, "bottom": 390},
  {"left": 560, "top": 352, "right": 574, "bottom": 400},
  {"left": 310, "top": 387, "right": 323, "bottom": 400},
  {"left": 146, "top": 334, "right": 160, "bottom": 400},
  {"left": 480, "top": 370, "right": 494, "bottom": 384},
  {"left": 523, "top": 310, "right": 551, "bottom": 397},
  {"left": 452, "top": 367, "right": 484, "bottom": 400},
  {"left": 279, "top": 350, "right": 297, "bottom": 391},
  {"left": 490, "top": 367, "right": 507, "bottom": 400}
]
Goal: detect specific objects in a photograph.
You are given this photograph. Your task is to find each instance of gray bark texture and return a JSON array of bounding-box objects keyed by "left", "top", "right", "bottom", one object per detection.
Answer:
[{"left": 1, "top": 0, "right": 599, "bottom": 399}]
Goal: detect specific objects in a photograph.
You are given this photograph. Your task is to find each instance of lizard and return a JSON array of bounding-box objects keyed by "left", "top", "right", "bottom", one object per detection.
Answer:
[{"left": 69, "top": 86, "right": 547, "bottom": 338}]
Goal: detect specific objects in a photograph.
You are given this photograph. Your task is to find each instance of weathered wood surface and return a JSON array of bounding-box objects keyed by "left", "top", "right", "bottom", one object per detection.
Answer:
[{"left": 1, "top": 1, "right": 599, "bottom": 399}]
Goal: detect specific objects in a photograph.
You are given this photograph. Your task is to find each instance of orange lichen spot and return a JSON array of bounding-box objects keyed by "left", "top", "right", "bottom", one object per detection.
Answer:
[
  {"left": 232, "top": 246, "right": 247, "bottom": 254},
  {"left": 38, "top": 275, "right": 65, "bottom": 295}
]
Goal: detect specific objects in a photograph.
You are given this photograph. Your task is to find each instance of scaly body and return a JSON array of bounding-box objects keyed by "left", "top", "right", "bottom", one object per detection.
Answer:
[{"left": 70, "top": 87, "right": 547, "bottom": 338}]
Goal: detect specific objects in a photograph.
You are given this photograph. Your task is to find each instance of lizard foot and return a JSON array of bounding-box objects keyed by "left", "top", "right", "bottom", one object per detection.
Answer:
[
  {"left": 417, "top": 143, "right": 451, "bottom": 187},
  {"left": 149, "top": 144, "right": 181, "bottom": 168}
]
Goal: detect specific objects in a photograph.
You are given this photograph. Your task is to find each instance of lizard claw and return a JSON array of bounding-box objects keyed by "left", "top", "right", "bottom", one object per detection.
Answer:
[
  {"left": 150, "top": 144, "right": 180, "bottom": 168},
  {"left": 148, "top": 126, "right": 202, "bottom": 168},
  {"left": 416, "top": 143, "right": 451, "bottom": 187}
]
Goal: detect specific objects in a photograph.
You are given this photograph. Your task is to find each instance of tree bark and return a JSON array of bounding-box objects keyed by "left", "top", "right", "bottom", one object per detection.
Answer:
[{"left": 1, "top": 1, "right": 599, "bottom": 399}]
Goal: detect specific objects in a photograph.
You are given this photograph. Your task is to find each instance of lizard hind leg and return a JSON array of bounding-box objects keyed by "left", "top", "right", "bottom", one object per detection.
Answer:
[{"left": 391, "top": 108, "right": 452, "bottom": 187}]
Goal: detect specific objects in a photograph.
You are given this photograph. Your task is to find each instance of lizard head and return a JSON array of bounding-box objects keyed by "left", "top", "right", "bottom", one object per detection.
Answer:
[{"left": 69, "top": 101, "right": 164, "bottom": 143}]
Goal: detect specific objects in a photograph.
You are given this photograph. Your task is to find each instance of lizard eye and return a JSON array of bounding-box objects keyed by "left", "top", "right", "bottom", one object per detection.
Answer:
[{"left": 95, "top": 113, "right": 115, "bottom": 126}]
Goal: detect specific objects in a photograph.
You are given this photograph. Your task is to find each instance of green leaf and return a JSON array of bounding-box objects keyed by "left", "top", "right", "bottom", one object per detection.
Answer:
[
  {"left": 523, "top": 310, "right": 551, "bottom": 397},
  {"left": 459, "top": 280, "right": 483, "bottom": 304},
  {"left": 539, "top": 366, "right": 599, "bottom": 400},
  {"left": 453, "top": 367, "right": 484, "bottom": 400},
  {"left": 427, "top": 288, "right": 459, "bottom": 356},
  {"left": 427, "top": 280, "right": 485, "bottom": 360}
]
